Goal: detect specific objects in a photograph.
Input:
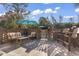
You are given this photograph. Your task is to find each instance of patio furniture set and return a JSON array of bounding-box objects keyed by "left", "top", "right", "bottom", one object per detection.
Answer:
[
  {"left": 0, "top": 30, "right": 37, "bottom": 45},
  {"left": 1, "top": 25, "right": 79, "bottom": 52}
]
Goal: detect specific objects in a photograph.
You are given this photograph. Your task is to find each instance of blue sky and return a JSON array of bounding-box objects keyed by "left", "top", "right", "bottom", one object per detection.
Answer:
[
  {"left": 0, "top": 3, "right": 79, "bottom": 23},
  {"left": 27, "top": 3, "right": 79, "bottom": 23}
]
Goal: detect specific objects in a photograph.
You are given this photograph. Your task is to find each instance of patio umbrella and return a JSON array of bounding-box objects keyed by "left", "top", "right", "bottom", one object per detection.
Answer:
[{"left": 16, "top": 20, "right": 38, "bottom": 26}]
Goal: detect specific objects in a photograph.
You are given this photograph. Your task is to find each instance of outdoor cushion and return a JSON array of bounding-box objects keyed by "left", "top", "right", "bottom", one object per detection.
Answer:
[
  {"left": 16, "top": 32, "right": 22, "bottom": 37},
  {"left": 7, "top": 32, "right": 22, "bottom": 39},
  {"left": 7, "top": 32, "right": 16, "bottom": 39},
  {"left": 62, "top": 28, "right": 70, "bottom": 33}
]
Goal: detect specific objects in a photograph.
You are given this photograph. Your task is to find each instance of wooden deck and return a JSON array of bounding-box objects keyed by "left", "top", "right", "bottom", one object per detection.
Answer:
[{"left": 0, "top": 39, "right": 79, "bottom": 56}]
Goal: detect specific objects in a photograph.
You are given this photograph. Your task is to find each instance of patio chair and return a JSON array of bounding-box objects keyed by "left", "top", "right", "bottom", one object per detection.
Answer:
[
  {"left": 7, "top": 32, "right": 29, "bottom": 44},
  {"left": 62, "top": 28, "right": 70, "bottom": 34},
  {"left": 16, "top": 32, "right": 30, "bottom": 44},
  {"left": 71, "top": 27, "right": 79, "bottom": 48},
  {"left": 7, "top": 32, "right": 17, "bottom": 42},
  {"left": 28, "top": 32, "right": 36, "bottom": 40}
]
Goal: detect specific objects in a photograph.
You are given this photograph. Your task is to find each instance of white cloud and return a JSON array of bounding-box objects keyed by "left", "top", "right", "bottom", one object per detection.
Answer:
[
  {"left": 31, "top": 9, "right": 43, "bottom": 16},
  {"left": 43, "top": 3, "right": 50, "bottom": 4},
  {"left": 0, "top": 14, "right": 2, "bottom": 16},
  {"left": 55, "top": 7, "right": 61, "bottom": 10},
  {"left": 64, "top": 16, "right": 75, "bottom": 18},
  {"left": 31, "top": 16, "right": 35, "bottom": 19},
  {"left": 45, "top": 8, "right": 57, "bottom": 14},
  {"left": 52, "top": 10, "right": 57, "bottom": 13},
  {"left": 31, "top": 8, "right": 58, "bottom": 16},
  {"left": 75, "top": 8, "right": 79, "bottom": 13},
  {"left": 0, "top": 13, "right": 5, "bottom": 16},
  {"left": 45, "top": 8, "right": 53, "bottom": 13}
]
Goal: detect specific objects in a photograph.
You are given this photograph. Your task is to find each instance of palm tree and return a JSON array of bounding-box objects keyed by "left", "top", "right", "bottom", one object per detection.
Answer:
[
  {"left": 0, "top": 3, "right": 30, "bottom": 29},
  {"left": 39, "top": 17, "right": 50, "bottom": 26},
  {"left": 59, "top": 15, "right": 63, "bottom": 24},
  {"left": 69, "top": 17, "right": 74, "bottom": 26},
  {"left": 70, "top": 17, "right": 74, "bottom": 23},
  {"left": 51, "top": 15, "right": 57, "bottom": 25},
  {"left": 1, "top": 3, "right": 29, "bottom": 20}
]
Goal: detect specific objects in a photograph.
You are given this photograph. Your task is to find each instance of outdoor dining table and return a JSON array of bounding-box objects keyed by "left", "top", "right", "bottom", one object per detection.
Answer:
[{"left": 16, "top": 36, "right": 29, "bottom": 44}]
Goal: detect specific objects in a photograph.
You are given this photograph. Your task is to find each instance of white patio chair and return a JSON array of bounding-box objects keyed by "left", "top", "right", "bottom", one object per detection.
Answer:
[
  {"left": 28, "top": 32, "right": 36, "bottom": 39},
  {"left": 71, "top": 28, "right": 79, "bottom": 38},
  {"left": 71, "top": 27, "right": 79, "bottom": 48}
]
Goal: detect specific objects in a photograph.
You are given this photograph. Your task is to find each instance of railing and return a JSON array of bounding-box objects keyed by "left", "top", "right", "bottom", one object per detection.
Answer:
[{"left": 53, "top": 29, "right": 72, "bottom": 51}]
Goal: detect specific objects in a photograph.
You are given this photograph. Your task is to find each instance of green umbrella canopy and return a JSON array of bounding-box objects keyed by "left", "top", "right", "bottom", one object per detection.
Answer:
[{"left": 16, "top": 20, "right": 38, "bottom": 25}]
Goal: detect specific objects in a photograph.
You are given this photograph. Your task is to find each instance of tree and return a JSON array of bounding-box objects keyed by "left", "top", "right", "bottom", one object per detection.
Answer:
[
  {"left": 1, "top": 3, "right": 29, "bottom": 20},
  {"left": 0, "top": 3, "right": 30, "bottom": 29},
  {"left": 59, "top": 15, "right": 63, "bottom": 24},
  {"left": 69, "top": 17, "right": 74, "bottom": 24},
  {"left": 0, "top": 20, "right": 6, "bottom": 28},
  {"left": 51, "top": 15, "right": 57, "bottom": 25},
  {"left": 39, "top": 17, "right": 50, "bottom": 26}
]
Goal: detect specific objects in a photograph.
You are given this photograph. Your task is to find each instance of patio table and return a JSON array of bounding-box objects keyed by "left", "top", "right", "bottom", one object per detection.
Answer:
[{"left": 16, "top": 36, "right": 29, "bottom": 44}]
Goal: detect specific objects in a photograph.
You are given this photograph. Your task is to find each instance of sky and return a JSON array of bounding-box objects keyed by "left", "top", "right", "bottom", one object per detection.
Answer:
[{"left": 0, "top": 3, "right": 79, "bottom": 23}]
